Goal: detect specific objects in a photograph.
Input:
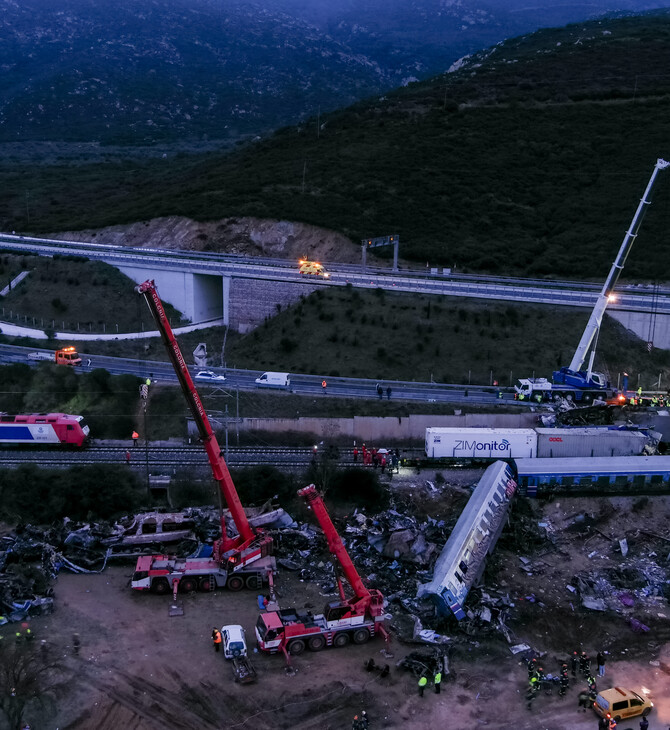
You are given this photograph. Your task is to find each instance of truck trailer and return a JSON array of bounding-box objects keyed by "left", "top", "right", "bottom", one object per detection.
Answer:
[{"left": 424, "top": 426, "right": 650, "bottom": 463}]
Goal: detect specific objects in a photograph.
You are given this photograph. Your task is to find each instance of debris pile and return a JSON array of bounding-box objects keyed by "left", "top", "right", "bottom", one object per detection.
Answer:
[{"left": 0, "top": 504, "right": 296, "bottom": 624}]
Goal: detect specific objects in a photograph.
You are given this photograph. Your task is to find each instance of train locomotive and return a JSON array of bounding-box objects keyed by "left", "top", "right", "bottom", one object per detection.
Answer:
[{"left": 0, "top": 413, "right": 90, "bottom": 447}]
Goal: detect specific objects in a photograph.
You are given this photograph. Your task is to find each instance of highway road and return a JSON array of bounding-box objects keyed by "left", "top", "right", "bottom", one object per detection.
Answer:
[
  {"left": 0, "top": 232, "right": 666, "bottom": 314},
  {"left": 0, "top": 342, "right": 521, "bottom": 407}
]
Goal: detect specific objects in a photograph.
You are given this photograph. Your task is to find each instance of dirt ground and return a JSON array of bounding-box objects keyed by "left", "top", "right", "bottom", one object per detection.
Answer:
[{"left": 5, "top": 470, "right": 670, "bottom": 730}]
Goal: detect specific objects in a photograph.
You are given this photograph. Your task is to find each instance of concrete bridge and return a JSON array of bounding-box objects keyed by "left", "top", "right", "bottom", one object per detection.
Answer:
[{"left": 2, "top": 233, "right": 670, "bottom": 347}]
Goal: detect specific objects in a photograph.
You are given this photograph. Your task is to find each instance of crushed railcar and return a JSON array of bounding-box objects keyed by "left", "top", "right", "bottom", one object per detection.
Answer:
[{"left": 418, "top": 461, "right": 517, "bottom": 620}]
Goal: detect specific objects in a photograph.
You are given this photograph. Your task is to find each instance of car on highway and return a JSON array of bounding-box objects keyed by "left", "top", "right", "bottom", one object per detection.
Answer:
[{"left": 194, "top": 370, "right": 226, "bottom": 382}]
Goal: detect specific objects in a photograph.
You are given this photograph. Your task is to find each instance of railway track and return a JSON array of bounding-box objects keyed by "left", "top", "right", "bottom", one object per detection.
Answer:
[{"left": 0, "top": 445, "right": 421, "bottom": 470}]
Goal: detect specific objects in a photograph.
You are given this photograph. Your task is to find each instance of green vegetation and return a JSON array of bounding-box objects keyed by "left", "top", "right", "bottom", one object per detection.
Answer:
[
  {"left": 0, "top": 464, "right": 142, "bottom": 522},
  {"left": 0, "top": 363, "right": 141, "bottom": 439},
  {"left": 0, "top": 254, "right": 185, "bottom": 334},
  {"left": 221, "top": 288, "right": 670, "bottom": 389},
  {"left": 1, "top": 13, "right": 670, "bottom": 278}
]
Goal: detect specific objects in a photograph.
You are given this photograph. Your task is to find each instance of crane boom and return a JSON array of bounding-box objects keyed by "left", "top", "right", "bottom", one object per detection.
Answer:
[
  {"left": 298, "top": 484, "right": 370, "bottom": 603},
  {"left": 569, "top": 158, "right": 669, "bottom": 375},
  {"left": 137, "top": 279, "right": 254, "bottom": 549}
]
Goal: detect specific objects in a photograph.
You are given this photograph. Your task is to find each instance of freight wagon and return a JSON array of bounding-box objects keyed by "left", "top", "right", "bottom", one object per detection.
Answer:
[
  {"left": 0, "top": 413, "right": 90, "bottom": 447},
  {"left": 423, "top": 426, "right": 650, "bottom": 465}
]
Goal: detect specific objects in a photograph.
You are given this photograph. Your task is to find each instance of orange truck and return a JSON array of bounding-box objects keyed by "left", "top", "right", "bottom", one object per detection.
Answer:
[{"left": 28, "top": 347, "right": 81, "bottom": 366}]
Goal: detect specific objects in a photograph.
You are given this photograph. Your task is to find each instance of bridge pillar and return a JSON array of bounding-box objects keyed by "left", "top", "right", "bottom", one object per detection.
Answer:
[{"left": 222, "top": 275, "right": 230, "bottom": 327}]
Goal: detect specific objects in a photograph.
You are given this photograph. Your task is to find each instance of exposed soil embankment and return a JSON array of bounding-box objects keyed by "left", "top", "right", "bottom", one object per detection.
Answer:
[{"left": 52, "top": 216, "right": 360, "bottom": 262}]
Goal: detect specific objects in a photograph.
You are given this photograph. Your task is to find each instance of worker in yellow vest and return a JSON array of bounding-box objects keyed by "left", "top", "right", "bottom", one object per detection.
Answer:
[{"left": 418, "top": 675, "right": 427, "bottom": 697}]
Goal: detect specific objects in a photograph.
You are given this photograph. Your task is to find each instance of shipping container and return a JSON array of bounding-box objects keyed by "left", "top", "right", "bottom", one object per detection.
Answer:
[
  {"left": 425, "top": 427, "right": 537, "bottom": 460},
  {"left": 535, "top": 428, "right": 647, "bottom": 458}
]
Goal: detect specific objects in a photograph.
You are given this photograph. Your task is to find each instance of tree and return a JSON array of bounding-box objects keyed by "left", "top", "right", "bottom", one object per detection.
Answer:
[{"left": 0, "top": 641, "right": 62, "bottom": 729}]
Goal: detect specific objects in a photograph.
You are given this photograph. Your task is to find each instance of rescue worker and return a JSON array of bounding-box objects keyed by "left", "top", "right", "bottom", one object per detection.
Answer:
[
  {"left": 125, "top": 450, "right": 131, "bottom": 464},
  {"left": 526, "top": 657, "right": 537, "bottom": 678},
  {"left": 587, "top": 674, "right": 597, "bottom": 693},
  {"left": 212, "top": 627, "right": 222, "bottom": 652},
  {"left": 418, "top": 675, "right": 427, "bottom": 697},
  {"left": 558, "top": 673, "right": 569, "bottom": 697},
  {"left": 353, "top": 446, "right": 359, "bottom": 463},
  {"left": 434, "top": 669, "right": 441, "bottom": 694},
  {"left": 321, "top": 379, "right": 327, "bottom": 393},
  {"left": 570, "top": 651, "right": 578, "bottom": 677},
  {"left": 132, "top": 430, "right": 139, "bottom": 447},
  {"left": 360, "top": 710, "right": 369, "bottom": 729},
  {"left": 580, "top": 651, "right": 590, "bottom": 676},
  {"left": 598, "top": 715, "right": 609, "bottom": 730},
  {"left": 577, "top": 688, "right": 591, "bottom": 711},
  {"left": 637, "top": 385, "right": 643, "bottom": 398},
  {"left": 608, "top": 718, "right": 617, "bottom": 730},
  {"left": 352, "top": 715, "right": 361, "bottom": 730},
  {"left": 639, "top": 716, "right": 649, "bottom": 730}
]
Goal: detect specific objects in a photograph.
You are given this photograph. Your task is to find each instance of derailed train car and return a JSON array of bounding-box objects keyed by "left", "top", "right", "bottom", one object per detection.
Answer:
[{"left": 418, "top": 461, "right": 517, "bottom": 620}]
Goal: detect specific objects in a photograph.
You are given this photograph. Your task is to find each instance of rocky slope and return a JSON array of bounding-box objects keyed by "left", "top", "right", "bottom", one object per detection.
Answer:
[{"left": 51, "top": 216, "right": 360, "bottom": 263}]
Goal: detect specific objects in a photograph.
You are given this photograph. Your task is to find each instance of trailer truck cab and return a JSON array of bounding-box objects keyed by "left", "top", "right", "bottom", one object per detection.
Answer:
[{"left": 255, "top": 372, "right": 290, "bottom": 389}]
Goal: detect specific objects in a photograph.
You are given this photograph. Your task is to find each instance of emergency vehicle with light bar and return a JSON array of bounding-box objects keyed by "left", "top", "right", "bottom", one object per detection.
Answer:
[{"left": 298, "top": 259, "right": 329, "bottom": 278}]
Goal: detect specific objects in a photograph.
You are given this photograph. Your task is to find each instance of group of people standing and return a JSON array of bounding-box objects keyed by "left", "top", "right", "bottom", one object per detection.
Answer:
[
  {"left": 525, "top": 649, "right": 606, "bottom": 714},
  {"left": 353, "top": 444, "right": 400, "bottom": 473}
]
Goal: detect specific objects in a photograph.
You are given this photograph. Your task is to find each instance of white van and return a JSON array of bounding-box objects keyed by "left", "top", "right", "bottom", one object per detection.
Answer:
[{"left": 255, "top": 372, "right": 290, "bottom": 389}]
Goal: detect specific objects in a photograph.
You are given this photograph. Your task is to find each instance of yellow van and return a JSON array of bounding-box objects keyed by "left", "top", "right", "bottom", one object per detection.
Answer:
[
  {"left": 298, "top": 259, "right": 329, "bottom": 278},
  {"left": 593, "top": 687, "right": 653, "bottom": 722}
]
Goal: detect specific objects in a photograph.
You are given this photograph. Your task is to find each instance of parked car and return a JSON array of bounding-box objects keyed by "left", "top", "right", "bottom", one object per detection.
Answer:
[
  {"left": 221, "top": 624, "right": 257, "bottom": 683},
  {"left": 593, "top": 687, "right": 653, "bottom": 722},
  {"left": 195, "top": 370, "right": 226, "bottom": 382}
]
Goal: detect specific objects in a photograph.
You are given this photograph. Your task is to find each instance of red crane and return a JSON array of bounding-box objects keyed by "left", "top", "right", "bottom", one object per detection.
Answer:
[
  {"left": 130, "top": 280, "right": 274, "bottom": 597},
  {"left": 255, "top": 484, "right": 387, "bottom": 660}
]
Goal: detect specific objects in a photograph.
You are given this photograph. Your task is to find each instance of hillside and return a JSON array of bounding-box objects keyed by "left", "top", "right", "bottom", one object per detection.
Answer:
[
  {"left": 0, "top": 0, "right": 662, "bottom": 150},
  {"left": 2, "top": 11, "right": 670, "bottom": 279}
]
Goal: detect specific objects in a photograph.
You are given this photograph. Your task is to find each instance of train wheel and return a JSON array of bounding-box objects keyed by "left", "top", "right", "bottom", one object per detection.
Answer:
[
  {"left": 199, "top": 576, "right": 214, "bottom": 592},
  {"left": 288, "top": 639, "right": 305, "bottom": 655},
  {"left": 180, "top": 578, "right": 197, "bottom": 594},
  {"left": 333, "top": 633, "right": 350, "bottom": 648},
  {"left": 152, "top": 578, "right": 170, "bottom": 595},
  {"left": 245, "top": 575, "right": 261, "bottom": 590},
  {"left": 352, "top": 629, "right": 370, "bottom": 645},
  {"left": 227, "top": 576, "right": 244, "bottom": 592},
  {"left": 307, "top": 635, "right": 326, "bottom": 652}
]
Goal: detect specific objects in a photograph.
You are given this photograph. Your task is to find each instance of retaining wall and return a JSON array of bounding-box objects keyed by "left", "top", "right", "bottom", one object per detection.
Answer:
[
  {"left": 234, "top": 412, "right": 539, "bottom": 442},
  {"left": 229, "top": 278, "right": 318, "bottom": 332}
]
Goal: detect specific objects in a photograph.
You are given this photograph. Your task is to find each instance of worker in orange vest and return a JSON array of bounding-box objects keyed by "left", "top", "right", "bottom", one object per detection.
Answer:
[
  {"left": 321, "top": 379, "right": 327, "bottom": 393},
  {"left": 212, "top": 627, "right": 222, "bottom": 652},
  {"left": 132, "top": 430, "right": 139, "bottom": 447}
]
